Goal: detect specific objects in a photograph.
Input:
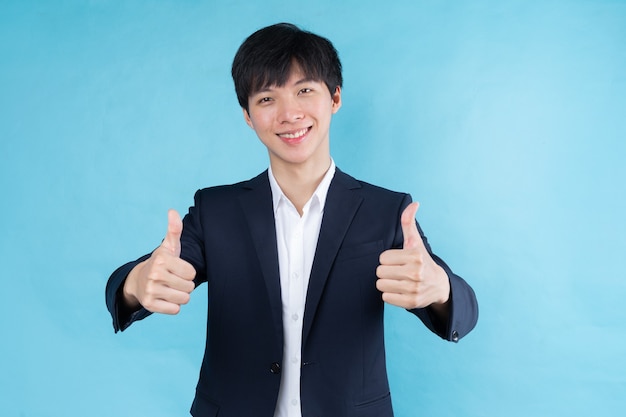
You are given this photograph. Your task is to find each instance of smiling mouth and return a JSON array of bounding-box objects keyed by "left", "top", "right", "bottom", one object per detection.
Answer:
[{"left": 277, "top": 127, "right": 310, "bottom": 142}]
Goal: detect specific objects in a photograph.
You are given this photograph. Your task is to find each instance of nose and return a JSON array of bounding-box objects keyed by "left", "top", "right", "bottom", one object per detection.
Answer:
[{"left": 277, "top": 97, "right": 304, "bottom": 123}]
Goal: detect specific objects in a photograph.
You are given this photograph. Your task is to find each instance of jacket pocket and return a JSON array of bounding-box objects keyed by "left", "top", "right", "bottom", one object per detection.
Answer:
[
  {"left": 336, "top": 240, "right": 384, "bottom": 262},
  {"left": 354, "top": 391, "right": 393, "bottom": 416}
]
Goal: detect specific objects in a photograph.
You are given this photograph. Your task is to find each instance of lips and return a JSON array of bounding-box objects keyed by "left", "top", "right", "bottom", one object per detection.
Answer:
[{"left": 277, "top": 127, "right": 311, "bottom": 144}]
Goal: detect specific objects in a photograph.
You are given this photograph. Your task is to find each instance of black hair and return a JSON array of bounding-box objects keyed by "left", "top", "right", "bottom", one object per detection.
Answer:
[{"left": 231, "top": 23, "right": 343, "bottom": 111}]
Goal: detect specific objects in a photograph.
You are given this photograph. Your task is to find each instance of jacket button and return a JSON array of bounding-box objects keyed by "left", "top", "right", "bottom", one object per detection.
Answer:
[
  {"left": 270, "top": 362, "right": 281, "bottom": 374},
  {"left": 452, "top": 330, "right": 459, "bottom": 342}
]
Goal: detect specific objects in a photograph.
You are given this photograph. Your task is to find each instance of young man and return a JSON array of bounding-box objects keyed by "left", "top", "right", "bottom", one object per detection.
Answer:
[{"left": 106, "top": 23, "right": 478, "bottom": 417}]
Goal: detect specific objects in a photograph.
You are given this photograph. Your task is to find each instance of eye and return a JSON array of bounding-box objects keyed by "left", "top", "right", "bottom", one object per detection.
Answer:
[
  {"left": 298, "top": 88, "right": 312, "bottom": 95},
  {"left": 257, "top": 97, "right": 273, "bottom": 104}
]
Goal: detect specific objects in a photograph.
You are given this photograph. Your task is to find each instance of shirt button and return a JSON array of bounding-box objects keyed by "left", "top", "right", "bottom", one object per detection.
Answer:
[
  {"left": 291, "top": 357, "right": 299, "bottom": 364},
  {"left": 291, "top": 313, "right": 299, "bottom": 321},
  {"left": 291, "top": 399, "right": 298, "bottom": 406},
  {"left": 292, "top": 272, "right": 299, "bottom": 279}
]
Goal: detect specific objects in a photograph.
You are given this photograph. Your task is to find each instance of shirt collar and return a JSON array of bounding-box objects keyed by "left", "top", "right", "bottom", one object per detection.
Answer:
[{"left": 268, "top": 159, "right": 336, "bottom": 214}]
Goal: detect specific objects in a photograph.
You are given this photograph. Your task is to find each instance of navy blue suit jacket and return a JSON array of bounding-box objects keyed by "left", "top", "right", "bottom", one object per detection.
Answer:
[{"left": 106, "top": 169, "right": 478, "bottom": 417}]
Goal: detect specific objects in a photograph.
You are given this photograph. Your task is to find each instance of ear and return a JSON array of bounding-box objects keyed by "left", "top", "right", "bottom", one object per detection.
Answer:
[
  {"left": 242, "top": 108, "right": 254, "bottom": 129},
  {"left": 331, "top": 86, "right": 342, "bottom": 114}
]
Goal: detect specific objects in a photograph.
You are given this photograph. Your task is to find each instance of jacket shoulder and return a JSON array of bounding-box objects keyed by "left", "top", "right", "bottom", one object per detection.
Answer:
[
  {"left": 335, "top": 168, "right": 409, "bottom": 201},
  {"left": 193, "top": 171, "right": 269, "bottom": 200}
]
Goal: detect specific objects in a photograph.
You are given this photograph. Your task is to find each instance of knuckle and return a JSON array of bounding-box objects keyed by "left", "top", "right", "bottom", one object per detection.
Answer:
[
  {"left": 407, "top": 270, "right": 420, "bottom": 282},
  {"left": 409, "top": 251, "right": 424, "bottom": 264},
  {"left": 404, "top": 281, "right": 419, "bottom": 296},
  {"left": 412, "top": 294, "right": 421, "bottom": 305},
  {"left": 145, "top": 280, "right": 157, "bottom": 294},
  {"left": 146, "top": 269, "right": 161, "bottom": 282},
  {"left": 185, "top": 269, "right": 197, "bottom": 281},
  {"left": 152, "top": 251, "right": 169, "bottom": 265}
]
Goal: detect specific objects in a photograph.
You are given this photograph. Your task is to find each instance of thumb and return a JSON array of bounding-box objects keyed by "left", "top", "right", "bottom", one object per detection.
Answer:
[
  {"left": 401, "top": 202, "right": 422, "bottom": 250},
  {"left": 162, "top": 209, "right": 183, "bottom": 257}
]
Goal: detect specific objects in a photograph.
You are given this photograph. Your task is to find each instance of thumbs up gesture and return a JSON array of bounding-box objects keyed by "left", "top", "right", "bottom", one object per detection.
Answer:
[
  {"left": 376, "top": 203, "right": 451, "bottom": 310},
  {"left": 122, "top": 210, "right": 197, "bottom": 314}
]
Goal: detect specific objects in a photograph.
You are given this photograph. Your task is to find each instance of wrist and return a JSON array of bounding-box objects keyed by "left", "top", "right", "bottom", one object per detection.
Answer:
[
  {"left": 122, "top": 262, "right": 144, "bottom": 309},
  {"left": 435, "top": 265, "right": 451, "bottom": 305}
]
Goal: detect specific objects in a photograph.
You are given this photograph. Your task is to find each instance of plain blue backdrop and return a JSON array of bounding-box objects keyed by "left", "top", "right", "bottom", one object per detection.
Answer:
[{"left": 1, "top": 0, "right": 625, "bottom": 416}]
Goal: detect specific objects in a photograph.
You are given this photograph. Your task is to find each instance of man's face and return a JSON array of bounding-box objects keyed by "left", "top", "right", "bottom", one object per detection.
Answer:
[{"left": 243, "top": 66, "right": 342, "bottom": 172}]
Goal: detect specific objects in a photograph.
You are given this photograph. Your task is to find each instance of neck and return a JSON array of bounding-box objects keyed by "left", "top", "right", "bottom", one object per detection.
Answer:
[{"left": 270, "top": 156, "right": 331, "bottom": 215}]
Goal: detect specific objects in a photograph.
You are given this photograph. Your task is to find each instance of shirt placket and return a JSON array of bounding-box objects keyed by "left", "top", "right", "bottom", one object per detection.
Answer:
[{"left": 286, "top": 215, "right": 305, "bottom": 411}]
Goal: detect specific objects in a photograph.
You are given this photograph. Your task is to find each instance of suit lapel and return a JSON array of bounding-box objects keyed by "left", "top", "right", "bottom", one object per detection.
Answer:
[
  {"left": 238, "top": 171, "right": 283, "bottom": 349},
  {"left": 302, "top": 169, "right": 363, "bottom": 346},
  {"left": 237, "top": 169, "right": 364, "bottom": 349}
]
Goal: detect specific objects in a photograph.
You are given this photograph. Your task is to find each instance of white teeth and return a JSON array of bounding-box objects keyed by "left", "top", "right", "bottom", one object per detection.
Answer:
[{"left": 280, "top": 128, "right": 308, "bottom": 139}]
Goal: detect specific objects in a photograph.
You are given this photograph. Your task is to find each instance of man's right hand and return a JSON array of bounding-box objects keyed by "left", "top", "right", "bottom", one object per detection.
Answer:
[{"left": 122, "top": 209, "right": 196, "bottom": 314}]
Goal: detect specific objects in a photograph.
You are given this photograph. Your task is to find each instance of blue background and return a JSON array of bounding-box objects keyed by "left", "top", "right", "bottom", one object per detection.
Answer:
[{"left": 1, "top": 0, "right": 625, "bottom": 416}]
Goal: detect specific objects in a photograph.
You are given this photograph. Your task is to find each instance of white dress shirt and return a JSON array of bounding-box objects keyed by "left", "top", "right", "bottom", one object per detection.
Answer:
[{"left": 268, "top": 160, "right": 336, "bottom": 417}]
